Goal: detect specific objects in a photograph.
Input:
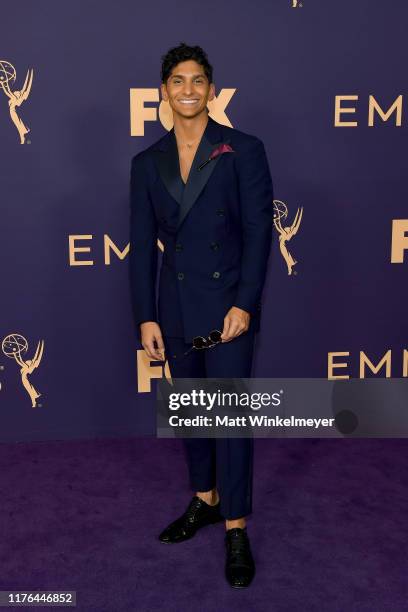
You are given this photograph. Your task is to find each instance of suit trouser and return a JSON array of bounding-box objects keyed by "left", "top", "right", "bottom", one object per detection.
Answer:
[{"left": 162, "top": 330, "right": 256, "bottom": 520}]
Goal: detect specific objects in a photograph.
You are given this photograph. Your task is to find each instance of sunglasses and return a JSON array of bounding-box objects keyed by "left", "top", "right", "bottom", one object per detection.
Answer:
[{"left": 184, "top": 329, "right": 223, "bottom": 356}]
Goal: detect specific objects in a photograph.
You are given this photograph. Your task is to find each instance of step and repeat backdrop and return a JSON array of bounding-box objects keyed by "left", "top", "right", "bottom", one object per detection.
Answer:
[{"left": 0, "top": 0, "right": 406, "bottom": 441}]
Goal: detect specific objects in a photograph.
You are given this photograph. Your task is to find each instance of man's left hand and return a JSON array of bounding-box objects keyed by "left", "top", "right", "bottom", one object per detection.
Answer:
[{"left": 221, "top": 306, "right": 251, "bottom": 342}]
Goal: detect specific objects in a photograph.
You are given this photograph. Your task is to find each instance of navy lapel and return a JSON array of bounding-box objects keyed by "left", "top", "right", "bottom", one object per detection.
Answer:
[
  {"left": 152, "top": 115, "right": 230, "bottom": 230},
  {"left": 152, "top": 126, "right": 185, "bottom": 207}
]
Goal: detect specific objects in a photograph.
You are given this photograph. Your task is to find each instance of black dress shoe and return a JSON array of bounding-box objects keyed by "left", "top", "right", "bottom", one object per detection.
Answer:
[
  {"left": 225, "top": 527, "right": 255, "bottom": 588},
  {"left": 158, "top": 495, "right": 223, "bottom": 544}
]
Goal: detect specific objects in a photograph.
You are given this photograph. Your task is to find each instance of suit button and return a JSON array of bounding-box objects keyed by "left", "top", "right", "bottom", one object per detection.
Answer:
[
  {"left": 177, "top": 272, "right": 184, "bottom": 280},
  {"left": 212, "top": 271, "right": 221, "bottom": 279},
  {"left": 216, "top": 208, "right": 225, "bottom": 217},
  {"left": 175, "top": 243, "right": 183, "bottom": 252},
  {"left": 210, "top": 241, "right": 219, "bottom": 251}
]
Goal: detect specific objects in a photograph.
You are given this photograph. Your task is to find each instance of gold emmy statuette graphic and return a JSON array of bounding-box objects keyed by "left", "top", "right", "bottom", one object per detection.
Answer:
[
  {"left": 292, "top": 0, "right": 303, "bottom": 7},
  {"left": 0, "top": 60, "right": 33, "bottom": 144},
  {"left": 273, "top": 200, "right": 303, "bottom": 275},
  {"left": 1, "top": 334, "right": 44, "bottom": 407}
]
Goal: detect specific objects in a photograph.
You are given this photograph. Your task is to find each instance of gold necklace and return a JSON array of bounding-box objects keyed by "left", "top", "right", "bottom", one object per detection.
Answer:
[{"left": 175, "top": 133, "right": 200, "bottom": 150}]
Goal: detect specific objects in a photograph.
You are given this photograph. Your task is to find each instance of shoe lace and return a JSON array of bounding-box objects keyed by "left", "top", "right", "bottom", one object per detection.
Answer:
[
  {"left": 228, "top": 531, "right": 250, "bottom": 563},
  {"left": 185, "top": 497, "right": 205, "bottom": 523}
]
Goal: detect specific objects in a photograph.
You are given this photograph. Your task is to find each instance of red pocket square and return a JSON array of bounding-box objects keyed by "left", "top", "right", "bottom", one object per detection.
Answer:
[{"left": 198, "top": 143, "right": 235, "bottom": 170}]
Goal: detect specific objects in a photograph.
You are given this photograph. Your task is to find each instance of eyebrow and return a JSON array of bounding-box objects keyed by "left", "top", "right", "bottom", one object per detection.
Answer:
[{"left": 170, "top": 74, "right": 205, "bottom": 79}]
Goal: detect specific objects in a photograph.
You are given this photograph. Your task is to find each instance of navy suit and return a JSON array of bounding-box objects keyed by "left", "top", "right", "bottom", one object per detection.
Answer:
[{"left": 129, "top": 113, "right": 274, "bottom": 519}]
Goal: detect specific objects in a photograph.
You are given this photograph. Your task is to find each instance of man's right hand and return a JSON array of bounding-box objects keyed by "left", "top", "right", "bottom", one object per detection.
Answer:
[{"left": 140, "top": 322, "right": 165, "bottom": 361}]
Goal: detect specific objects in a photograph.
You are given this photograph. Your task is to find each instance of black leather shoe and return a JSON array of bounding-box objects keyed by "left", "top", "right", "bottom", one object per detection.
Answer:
[
  {"left": 158, "top": 495, "right": 223, "bottom": 544},
  {"left": 225, "top": 527, "right": 255, "bottom": 588}
]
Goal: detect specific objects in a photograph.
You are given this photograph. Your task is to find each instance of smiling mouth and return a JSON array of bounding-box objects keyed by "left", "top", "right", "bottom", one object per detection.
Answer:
[{"left": 179, "top": 99, "right": 199, "bottom": 104}]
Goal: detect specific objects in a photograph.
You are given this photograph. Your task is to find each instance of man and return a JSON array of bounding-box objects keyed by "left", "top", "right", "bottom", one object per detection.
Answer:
[{"left": 129, "top": 42, "right": 273, "bottom": 588}]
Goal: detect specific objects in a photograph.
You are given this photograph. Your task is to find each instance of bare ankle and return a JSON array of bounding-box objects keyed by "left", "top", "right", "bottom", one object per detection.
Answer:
[
  {"left": 226, "top": 517, "right": 246, "bottom": 530},
  {"left": 196, "top": 489, "right": 219, "bottom": 506}
]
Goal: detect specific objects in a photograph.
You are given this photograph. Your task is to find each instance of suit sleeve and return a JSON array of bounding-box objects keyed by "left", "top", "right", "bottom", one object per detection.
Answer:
[
  {"left": 233, "top": 138, "right": 274, "bottom": 315},
  {"left": 129, "top": 153, "right": 159, "bottom": 329}
]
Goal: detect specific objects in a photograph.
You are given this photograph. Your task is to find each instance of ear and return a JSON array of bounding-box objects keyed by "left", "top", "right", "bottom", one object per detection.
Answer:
[{"left": 160, "top": 82, "right": 167, "bottom": 101}]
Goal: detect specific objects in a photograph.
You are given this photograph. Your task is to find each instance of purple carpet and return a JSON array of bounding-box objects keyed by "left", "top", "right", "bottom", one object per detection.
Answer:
[{"left": 1, "top": 437, "right": 407, "bottom": 611}]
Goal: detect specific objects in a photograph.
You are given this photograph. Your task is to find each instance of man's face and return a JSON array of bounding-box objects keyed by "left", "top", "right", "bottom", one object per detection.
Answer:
[{"left": 161, "top": 60, "right": 215, "bottom": 119}]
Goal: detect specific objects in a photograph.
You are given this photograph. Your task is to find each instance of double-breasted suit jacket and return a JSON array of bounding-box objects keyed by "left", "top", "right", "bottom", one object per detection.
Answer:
[{"left": 129, "top": 114, "right": 274, "bottom": 343}]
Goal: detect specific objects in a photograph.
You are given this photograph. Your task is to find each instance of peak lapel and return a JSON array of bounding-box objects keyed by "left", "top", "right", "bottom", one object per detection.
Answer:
[
  {"left": 152, "top": 128, "right": 184, "bottom": 206},
  {"left": 177, "top": 115, "right": 229, "bottom": 230},
  {"left": 151, "top": 115, "right": 229, "bottom": 229},
  {"left": 177, "top": 133, "right": 230, "bottom": 230}
]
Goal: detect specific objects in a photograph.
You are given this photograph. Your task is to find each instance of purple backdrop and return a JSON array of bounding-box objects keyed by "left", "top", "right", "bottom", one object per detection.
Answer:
[{"left": 1, "top": 0, "right": 407, "bottom": 441}]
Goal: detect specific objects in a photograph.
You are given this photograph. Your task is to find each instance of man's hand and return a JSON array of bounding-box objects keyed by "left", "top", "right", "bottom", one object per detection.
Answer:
[
  {"left": 140, "top": 322, "right": 165, "bottom": 360},
  {"left": 221, "top": 306, "right": 251, "bottom": 342}
]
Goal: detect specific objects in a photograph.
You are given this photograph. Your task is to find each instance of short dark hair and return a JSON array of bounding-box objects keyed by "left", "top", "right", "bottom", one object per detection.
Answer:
[{"left": 160, "top": 42, "right": 213, "bottom": 85}]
